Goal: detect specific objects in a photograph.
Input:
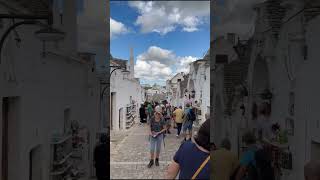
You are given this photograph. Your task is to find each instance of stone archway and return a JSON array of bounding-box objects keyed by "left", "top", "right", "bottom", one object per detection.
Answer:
[
  {"left": 247, "top": 54, "right": 270, "bottom": 129},
  {"left": 252, "top": 55, "right": 270, "bottom": 96}
]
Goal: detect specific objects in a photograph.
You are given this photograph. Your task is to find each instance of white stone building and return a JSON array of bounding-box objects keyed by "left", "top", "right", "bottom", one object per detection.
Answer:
[
  {"left": 145, "top": 84, "right": 166, "bottom": 103},
  {"left": 0, "top": 0, "right": 101, "bottom": 179},
  {"left": 246, "top": 1, "right": 320, "bottom": 179},
  {"left": 166, "top": 72, "right": 184, "bottom": 107},
  {"left": 110, "top": 49, "right": 145, "bottom": 131},
  {"left": 212, "top": 0, "right": 320, "bottom": 179},
  {"left": 175, "top": 74, "right": 190, "bottom": 109},
  {"left": 187, "top": 53, "right": 210, "bottom": 123}
]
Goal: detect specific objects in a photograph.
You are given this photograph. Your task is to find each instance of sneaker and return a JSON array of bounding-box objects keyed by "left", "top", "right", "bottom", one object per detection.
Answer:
[
  {"left": 155, "top": 158, "right": 159, "bottom": 166},
  {"left": 147, "top": 160, "right": 154, "bottom": 168},
  {"left": 176, "top": 134, "right": 179, "bottom": 137}
]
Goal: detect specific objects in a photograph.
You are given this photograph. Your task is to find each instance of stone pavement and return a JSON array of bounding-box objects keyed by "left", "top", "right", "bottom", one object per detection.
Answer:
[{"left": 110, "top": 122, "right": 192, "bottom": 179}]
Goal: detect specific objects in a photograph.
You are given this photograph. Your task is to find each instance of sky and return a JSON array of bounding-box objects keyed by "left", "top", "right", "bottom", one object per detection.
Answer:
[
  {"left": 76, "top": 0, "right": 263, "bottom": 85},
  {"left": 110, "top": 1, "right": 210, "bottom": 86}
]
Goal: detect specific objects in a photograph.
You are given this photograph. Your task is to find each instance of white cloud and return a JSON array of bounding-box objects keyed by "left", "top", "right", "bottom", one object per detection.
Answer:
[
  {"left": 129, "top": 1, "right": 209, "bottom": 35},
  {"left": 135, "top": 60, "right": 172, "bottom": 82},
  {"left": 136, "top": 46, "right": 176, "bottom": 66},
  {"left": 177, "top": 56, "right": 198, "bottom": 73},
  {"left": 134, "top": 46, "right": 197, "bottom": 83},
  {"left": 110, "top": 18, "right": 129, "bottom": 38}
]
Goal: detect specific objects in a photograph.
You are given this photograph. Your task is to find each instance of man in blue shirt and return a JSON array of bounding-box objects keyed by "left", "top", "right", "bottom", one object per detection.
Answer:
[
  {"left": 182, "top": 103, "right": 193, "bottom": 141},
  {"left": 235, "top": 131, "right": 258, "bottom": 180}
]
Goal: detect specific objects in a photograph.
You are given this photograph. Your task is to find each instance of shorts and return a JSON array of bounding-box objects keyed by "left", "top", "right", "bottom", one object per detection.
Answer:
[{"left": 182, "top": 121, "right": 193, "bottom": 132}]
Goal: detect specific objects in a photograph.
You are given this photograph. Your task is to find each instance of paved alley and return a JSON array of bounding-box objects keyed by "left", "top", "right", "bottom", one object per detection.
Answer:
[{"left": 110, "top": 123, "right": 187, "bottom": 179}]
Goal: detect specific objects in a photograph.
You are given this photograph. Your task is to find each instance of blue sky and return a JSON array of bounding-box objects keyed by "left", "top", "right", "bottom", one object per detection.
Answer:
[{"left": 110, "top": 1, "right": 210, "bottom": 85}]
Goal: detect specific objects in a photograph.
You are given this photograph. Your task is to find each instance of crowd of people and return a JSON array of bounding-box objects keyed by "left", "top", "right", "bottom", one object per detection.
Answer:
[
  {"left": 104, "top": 100, "right": 320, "bottom": 180},
  {"left": 138, "top": 100, "right": 211, "bottom": 179}
]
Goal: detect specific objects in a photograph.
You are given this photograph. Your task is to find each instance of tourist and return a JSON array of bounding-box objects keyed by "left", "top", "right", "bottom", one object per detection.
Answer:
[
  {"left": 305, "top": 160, "right": 320, "bottom": 180},
  {"left": 147, "top": 111, "right": 166, "bottom": 168},
  {"left": 194, "top": 100, "right": 200, "bottom": 122},
  {"left": 182, "top": 103, "right": 196, "bottom": 141},
  {"left": 212, "top": 138, "right": 239, "bottom": 180},
  {"left": 173, "top": 106, "right": 184, "bottom": 137},
  {"left": 164, "top": 104, "right": 172, "bottom": 134},
  {"left": 94, "top": 134, "right": 108, "bottom": 180},
  {"left": 155, "top": 102, "right": 162, "bottom": 114},
  {"left": 235, "top": 131, "right": 276, "bottom": 180},
  {"left": 161, "top": 103, "right": 166, "bottom": 114},
  {"left": 147, "top": 103, "right": 153, "bottom": 124},
  {"left": 256, "top": 102, "right": 272, "bottom": 141},
  {"left": 172, "top": 107, "right": 178, "bottom": 129},
  {"left": 166, "top": 119, "right": 210, "bottom": 179},
  {"left": 139, "top": 104, "right": 147, "bottom": 124}
]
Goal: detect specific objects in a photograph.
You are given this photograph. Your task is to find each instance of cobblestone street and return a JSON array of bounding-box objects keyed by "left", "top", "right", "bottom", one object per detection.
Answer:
[{"left": 110, "top": 122, "right": 194, "bottom": 179}]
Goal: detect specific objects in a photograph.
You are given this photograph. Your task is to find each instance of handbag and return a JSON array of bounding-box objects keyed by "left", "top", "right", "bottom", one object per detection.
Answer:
[{"left": 191, "top": 155, "right": 210, "bottom": 180}]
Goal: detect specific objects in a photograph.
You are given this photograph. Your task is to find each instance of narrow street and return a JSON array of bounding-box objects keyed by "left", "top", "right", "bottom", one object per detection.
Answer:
[{"left": 110, "top": 122, "right": 197, "bottom": 179}]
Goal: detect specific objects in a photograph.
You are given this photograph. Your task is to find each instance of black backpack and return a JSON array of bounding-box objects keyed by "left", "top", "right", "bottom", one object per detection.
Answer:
[
  {"left": 187, "top": 109, "right": 196, "bottom": 121},
  {"left": 246, "top": 148, "right": 275, "bottom": 180}
]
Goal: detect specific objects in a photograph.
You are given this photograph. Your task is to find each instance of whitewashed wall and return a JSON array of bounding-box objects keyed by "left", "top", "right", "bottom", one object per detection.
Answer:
[
  {"left": 110, "top": 68, "right": 144, "bottom": 131},
  {"left": 0, "top": 1, "right": 101, "bottom": 179},
  {"left": 245, "top": 4, "right": 320, "bottom": 179}
]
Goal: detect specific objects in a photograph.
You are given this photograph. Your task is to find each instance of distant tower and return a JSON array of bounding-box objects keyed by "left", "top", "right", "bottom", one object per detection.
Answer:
[{"left": 130, "top": 47, "right": 134, "bottom": 78}]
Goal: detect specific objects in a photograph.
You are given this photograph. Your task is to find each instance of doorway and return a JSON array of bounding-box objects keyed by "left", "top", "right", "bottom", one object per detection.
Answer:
[
  {"left": 119, "top": 108, "right": 123, "bottom": 130},
  {"left": 2, "top": 98, "right": 8, "bottom": 180},
  {"left": 29, "top": 145, "right": 42, "bottom": 180},
  {"left": 2, "top": 97, "right": 20, "bottom": 180},
  {"left": 111, "top": 92, "right": 116, "bottom": 130},
  {"left": 311, "top": 141, "right": 320, "bottom": 160}
]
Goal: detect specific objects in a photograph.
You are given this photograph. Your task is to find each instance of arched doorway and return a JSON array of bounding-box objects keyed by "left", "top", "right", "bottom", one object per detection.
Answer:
[
  {"left": 252, "top": 56, "right": 270, "bottom": 102},
  {"left": 248, "top": 55, "right": 270, "bottom": 129}
]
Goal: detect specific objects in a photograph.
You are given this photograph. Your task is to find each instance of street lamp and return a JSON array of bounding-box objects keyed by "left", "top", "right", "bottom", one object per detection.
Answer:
[
  {"left": 99, "top": 65, "right": 130, "bottom": 130},
  {"left": 101, "top": 65, "right": 129, "bottom": 97},
  {"left": 0, "top": 13, "right": 65, "bottom": 64}
]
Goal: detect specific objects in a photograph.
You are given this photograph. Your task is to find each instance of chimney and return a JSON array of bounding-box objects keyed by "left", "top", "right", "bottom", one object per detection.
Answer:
[
  {"left": 63, "top": 0, "right": 77, "bottom": 56},
  {"left": 130, "top": 47, "right": 134, "bottom": 77},
  {"left": 227, "top": 33, "right": 236, "bottom": 45}
]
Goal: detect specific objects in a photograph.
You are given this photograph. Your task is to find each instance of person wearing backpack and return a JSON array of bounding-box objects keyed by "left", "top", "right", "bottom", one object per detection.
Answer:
[
  {"left": 235, "top": 131, "right": 275, "bottom": 180},
  {"left": 182, "top": 103, "right": 196, "bottom": 141}
]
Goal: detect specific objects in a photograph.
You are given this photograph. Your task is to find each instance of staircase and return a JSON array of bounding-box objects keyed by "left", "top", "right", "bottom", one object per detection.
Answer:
[
  {"left": 266, "top": 0, "right": 287, "bottom": 39},
  {"left": 304, "top": 5, "right": 320, "bottom": 22}
]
